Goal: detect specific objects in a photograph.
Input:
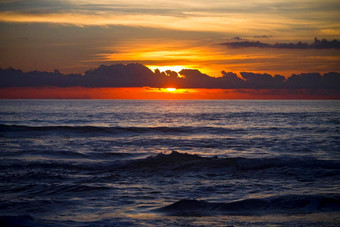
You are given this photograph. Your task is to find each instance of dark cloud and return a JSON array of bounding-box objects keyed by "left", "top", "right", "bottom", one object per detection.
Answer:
[
  {"left": 0, "top": 67, "right": 83, "bottom": 87},
  {"left": 220, "top": 38, "right": 340, "bottom": 49},
  {"left": 82, "top": 64, "right": 156, "bottom": 87},
  {"left": 220, "top": 41, "right": 271, "bottom": 48},
  {"left": 219, "top": 71, "right": 244, "bottom": 88},
  {"left": 323, "top": 72, "right": 340, "bottom": 90},
  {"left": 233, "top": 36, "right": 243, "bottom": 40},
  {"left": 286, "top": 73, "right": 322, "bottom": 89},
  {"left": 240, "top": 72, "right": 285, "bottom": 89},
  {"left": 0, "top": 63, "right": 339, "bottom": 91},
  {"left": 178, "top": 69, "right": 213, "bottom": 88}
]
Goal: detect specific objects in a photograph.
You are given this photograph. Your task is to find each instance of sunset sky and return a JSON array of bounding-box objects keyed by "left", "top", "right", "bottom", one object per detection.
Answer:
[{"left": 0, "top": 0, "right": 339, "bottom": 99}]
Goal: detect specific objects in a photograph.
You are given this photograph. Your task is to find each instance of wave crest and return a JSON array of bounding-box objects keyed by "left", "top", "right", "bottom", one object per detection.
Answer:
[
  {"left": 120, "top": 151, "right": 340, "bottom": 174},
  {"left": 157, "top": 194, "right": 340, "bottom": 216},
  {"left": 0, "top": 124, "right": 244, "bottom": 136}
]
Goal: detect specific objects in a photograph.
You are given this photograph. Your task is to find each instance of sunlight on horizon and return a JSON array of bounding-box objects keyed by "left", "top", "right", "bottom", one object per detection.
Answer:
[
  {"left": 148, "top": 65, "right": 188, "bottom": 73},
  {"left": 147, "top": 87, "right": 194, "bottom": 95},
  {"left": 165, "top": 88, "right": 177, "bottom": 92}
]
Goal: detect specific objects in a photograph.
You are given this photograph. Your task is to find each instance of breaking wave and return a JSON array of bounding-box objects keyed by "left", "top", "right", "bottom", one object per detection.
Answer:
[
  {"left": 120, "top": 151, "right": 340, "bottom": 173},
  {"left": 157, "top": 194, "right": 340, "bottom": 216}
]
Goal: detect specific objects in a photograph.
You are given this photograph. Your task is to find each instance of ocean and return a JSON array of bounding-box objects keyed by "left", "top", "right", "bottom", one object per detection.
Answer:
[{"left": 0, "top": 99, "right": 339, "bottom": 226}]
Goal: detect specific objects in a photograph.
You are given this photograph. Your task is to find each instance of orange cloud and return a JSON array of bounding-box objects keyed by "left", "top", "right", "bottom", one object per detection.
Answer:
[{"left": 0, "top": 11, "right": 262, "bottom": 33}]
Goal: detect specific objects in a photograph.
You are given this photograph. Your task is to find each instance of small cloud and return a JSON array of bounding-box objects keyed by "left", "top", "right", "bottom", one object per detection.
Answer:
[
  {"left": 220, "top": 40, "right": 271, "bottom": 48},
  {"left": 220, "top": 38, "right": 340, "bottom": 49}
]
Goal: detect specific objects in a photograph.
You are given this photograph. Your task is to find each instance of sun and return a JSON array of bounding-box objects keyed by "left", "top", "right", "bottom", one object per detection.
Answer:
[
  {"left": 165, "top": 88, "right": 177, "bottom": 92},
  {"left": 154, "top": 87, "right": 180, "bottom": 93}
]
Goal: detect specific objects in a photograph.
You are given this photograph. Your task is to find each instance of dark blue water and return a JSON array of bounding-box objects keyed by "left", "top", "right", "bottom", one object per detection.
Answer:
[{"left": 0, "top": 100, "right": 339, "bottom": 226}]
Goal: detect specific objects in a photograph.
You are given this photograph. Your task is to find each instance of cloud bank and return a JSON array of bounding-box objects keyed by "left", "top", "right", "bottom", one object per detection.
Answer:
[
  {"left": 0, "top": 63, "right": 339, "bottom": 91},
  {"left": 221, "top": 38, "right": 340, "bottom": 49},
  {"left": 0, "top": 0, "right": 339, "bottom": 36}
]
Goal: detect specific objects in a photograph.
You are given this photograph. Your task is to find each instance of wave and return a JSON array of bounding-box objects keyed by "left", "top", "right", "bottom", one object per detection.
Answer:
[
  {"left": 0, "top": 124, "right": 246, "bottom": 136},
  {"left": 4, "top": 151, "right": 338, "bottom": 175},
  {"left": 2, "top": 123, "right": 337, "bottom": 141},
  {"left": 120, "top": 151, "right": 340, "bottom": 173},
  {"left": 2, "top": 151, "right": 339, "bottom": 184},
  {"left": 157, "top": 194, "right": 340, "bottom": 216},
  {"left": 0, "top": 149, "right": 134, "bottom": 161}
]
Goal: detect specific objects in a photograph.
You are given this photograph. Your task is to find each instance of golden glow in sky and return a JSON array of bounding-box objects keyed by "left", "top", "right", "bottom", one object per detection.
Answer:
[
  {"left": 1, "top": 87, "right": 338, "bottom": 100},
  {"left": 148, "top": 66, "right": 187, "bottom": 73},
  {"left": 0, "top": 0, "right": 339, "bottom": 84}
]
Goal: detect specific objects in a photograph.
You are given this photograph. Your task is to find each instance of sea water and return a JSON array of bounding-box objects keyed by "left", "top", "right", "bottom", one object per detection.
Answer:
[{"left": 0, "top": 100, "right": 339, "bottom": 226}]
